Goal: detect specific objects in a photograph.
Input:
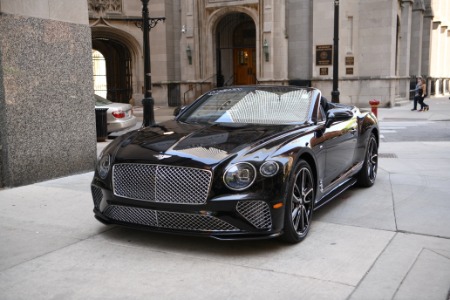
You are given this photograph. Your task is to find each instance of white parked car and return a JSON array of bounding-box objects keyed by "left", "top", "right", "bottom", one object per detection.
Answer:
[{"left": 94, "top": 94, "right": 137, "bottom": 133}]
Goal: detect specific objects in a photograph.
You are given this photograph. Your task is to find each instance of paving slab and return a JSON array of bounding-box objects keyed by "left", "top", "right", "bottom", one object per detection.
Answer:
[
  {"left": 349, "top": 233, "right": 450, "bottom": 300},
  {"left": 0, "top": 221, "right": 393, "bottom": 300},
  {"left": 315, "top": 168, "right": 396, "bottom": 232},
  {"left": 0, "top": 173, "right": 104, "bottom": 240},
  {"left": 94, "top": 220, "right": 394, "bottom": 287},
  {"left": 393, "top": 247, "right": 450, "bottom": 300}
]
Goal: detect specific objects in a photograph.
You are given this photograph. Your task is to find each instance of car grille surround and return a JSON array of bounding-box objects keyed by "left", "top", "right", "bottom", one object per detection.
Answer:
[
  {"left": 112, "top": 163, "right": 212, "bottom": 204},
  {"left": 236, "top": 201, "right": 272, "bottom": 229},
  {"left": 103, "top": 205, "right": 239, "bottom": 232},
  {"left": 91, "top": 185, "right": 103, "bottom": 210}
]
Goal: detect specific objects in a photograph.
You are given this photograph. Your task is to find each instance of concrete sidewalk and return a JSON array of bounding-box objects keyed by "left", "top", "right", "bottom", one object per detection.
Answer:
[{"left": 1, "top": 97, "right": 449, "bottom": 300}]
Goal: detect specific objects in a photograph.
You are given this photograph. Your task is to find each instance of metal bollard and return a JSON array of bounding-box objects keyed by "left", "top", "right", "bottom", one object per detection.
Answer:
[
  {"left": 95, "top": 108, "right": 108, "bottom": 142},
  {"left": 369, "top": 99, "right": 380, "bottom": 118}
]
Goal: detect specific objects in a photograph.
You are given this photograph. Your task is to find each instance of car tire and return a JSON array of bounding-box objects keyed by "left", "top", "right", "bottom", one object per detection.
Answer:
[
  {"left": 281, "top": 159, "right": 315, "bottom": 243},
  {"left": 356, "top": 133, "right": 378, "bottom": 187}
]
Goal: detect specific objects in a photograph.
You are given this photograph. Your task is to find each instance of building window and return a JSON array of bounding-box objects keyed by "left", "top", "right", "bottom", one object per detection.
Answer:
[{"left": 92, "top": 50, "right": 107, "bottom": 98}]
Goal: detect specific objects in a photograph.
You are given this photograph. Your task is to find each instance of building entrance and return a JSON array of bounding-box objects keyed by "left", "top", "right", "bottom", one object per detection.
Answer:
[
  {"left": 92, "top": 38, "right": 132, "bottom": 103},
  {"left": 234, "top": 48, "right": 256, "bottom": 85},
  {"left": 216, "top": 13, "right": 256, "bottom": 86}
]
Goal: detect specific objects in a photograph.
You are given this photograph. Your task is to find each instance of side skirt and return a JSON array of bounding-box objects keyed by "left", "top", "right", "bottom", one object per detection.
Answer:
[{"left": 314, "top": 177, "right": 357, "bottom": 210}]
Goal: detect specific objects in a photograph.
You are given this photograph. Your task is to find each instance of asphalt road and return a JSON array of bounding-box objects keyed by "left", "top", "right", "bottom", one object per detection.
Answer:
[
  {"left": 379, "top": 97, "right": 450, "bottom": 142},
  {"left": 380, "top": 119, "right": 450, "bottom": 142}
]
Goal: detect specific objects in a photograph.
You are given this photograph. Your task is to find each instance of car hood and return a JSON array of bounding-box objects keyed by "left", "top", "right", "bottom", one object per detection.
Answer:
[{"left": 112, "top": 120, "right": 305, "bottom": 167}]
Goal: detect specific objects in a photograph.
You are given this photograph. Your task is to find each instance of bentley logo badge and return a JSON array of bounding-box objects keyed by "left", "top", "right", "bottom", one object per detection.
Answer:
[{"left": 154, "top": 154, "right": 172, "bottom": 160}]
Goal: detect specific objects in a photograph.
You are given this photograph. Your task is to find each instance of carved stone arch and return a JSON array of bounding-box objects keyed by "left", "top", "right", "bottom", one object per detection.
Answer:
[
  {"left": 206, "top": 6, "right": 260, "bottom": 86},
  {"left": 208, "top": 6, "right": 259, "bottom": 34},
  {"left": 91, "top": 27, "right": 141, "bottom": 63}
]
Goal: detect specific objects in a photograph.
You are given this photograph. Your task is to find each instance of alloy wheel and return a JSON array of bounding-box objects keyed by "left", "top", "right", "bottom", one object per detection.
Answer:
[
  {"left": 290, "top": 166, "right": 314, "bottom": 237},
  {"left": 366, "top": 136, "right": 378, "bottom": 183}
]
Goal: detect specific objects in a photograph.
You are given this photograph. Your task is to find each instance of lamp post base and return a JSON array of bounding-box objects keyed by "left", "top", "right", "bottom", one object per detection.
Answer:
[
  {"left": 142, "top": 97, "right": 155, "bottom": 127},
  {"left": 331, "top": 90, "right": 340, "bottom": 103}
]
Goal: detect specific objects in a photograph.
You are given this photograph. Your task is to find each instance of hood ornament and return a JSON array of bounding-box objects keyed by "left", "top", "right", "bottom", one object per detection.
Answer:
[{"left": 154, "top": 154, "right": 172, "bottom": 160}]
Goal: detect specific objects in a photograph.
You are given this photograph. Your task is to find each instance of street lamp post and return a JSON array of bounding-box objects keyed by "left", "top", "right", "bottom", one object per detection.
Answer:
[
  {"left": 331, "top": 0, "right": 340, "bottom": 103},
  {"left": 140, "top": 0, "right": 165, "bottom": 127}
]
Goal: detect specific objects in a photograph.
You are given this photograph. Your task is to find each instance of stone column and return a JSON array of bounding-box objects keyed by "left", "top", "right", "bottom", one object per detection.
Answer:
[
  {"left": 399, "top": 0, "right": 413, "bottom": 77},
  {"left": 0, "top": 0, "right": 96, "bottom": 187},
  {"left": 410, "top": 0, "right": 426, "bottom": 76},
  {"left": 421, "top": 4, "right": 433, "bottom": 79}
]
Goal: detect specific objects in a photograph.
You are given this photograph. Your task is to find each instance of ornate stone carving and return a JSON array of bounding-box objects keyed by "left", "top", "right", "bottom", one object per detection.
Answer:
[{"left": 88, "top": 0, "right": 122, "bottom": 16}]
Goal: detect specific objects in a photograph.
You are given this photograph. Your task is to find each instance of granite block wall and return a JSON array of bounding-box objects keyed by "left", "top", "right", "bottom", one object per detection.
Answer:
[{"left": 0, "top": 13, "right": 97, "bottom": 188}]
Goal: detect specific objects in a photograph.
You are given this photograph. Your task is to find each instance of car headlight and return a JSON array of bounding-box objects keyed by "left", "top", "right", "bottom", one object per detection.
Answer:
[
  {"left": 223, "top": 162, "right": 256, "bottom": 191},
  {"left": 260, "top": 161, "right": 279, "bottom": 177},
  {"left": 97, "top": 154, "right": 111, "bottom": 179}
]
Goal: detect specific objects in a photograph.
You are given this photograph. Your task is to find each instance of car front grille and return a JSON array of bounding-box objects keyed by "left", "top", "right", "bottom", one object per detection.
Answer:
[
  {"left": 103, "top": 205, "right": 239, "bottom": 232},
  {"left": 112, "top": 163, "right": 212, "bottom": 204},
  {"left": 236, "top": 201, "right": 272, "bottom": 229}
]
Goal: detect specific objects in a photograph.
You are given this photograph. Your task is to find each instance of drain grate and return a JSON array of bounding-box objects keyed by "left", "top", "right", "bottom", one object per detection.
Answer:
[{"left": 379, "top": 153, "right": 398, "bottom": 158}]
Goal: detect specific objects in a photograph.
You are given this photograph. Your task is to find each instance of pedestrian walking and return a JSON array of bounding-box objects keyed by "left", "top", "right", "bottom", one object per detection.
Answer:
[
  {"left": 418, "top": 78, "right": 429, "bottom": 111},
  {"left": 410, "top": 77, "right": 428, "bottom": 111},
  {"left": 410, "top": 77, "right": 422, "bottom": 111}
]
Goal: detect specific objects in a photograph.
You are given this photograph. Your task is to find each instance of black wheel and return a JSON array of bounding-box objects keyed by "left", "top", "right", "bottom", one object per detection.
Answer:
[
  {"left": 357, "top": 133, "right": 378, "bottom": 187},
  {"left": 281, "top": 160, "right": 315, "bottom": 243}
]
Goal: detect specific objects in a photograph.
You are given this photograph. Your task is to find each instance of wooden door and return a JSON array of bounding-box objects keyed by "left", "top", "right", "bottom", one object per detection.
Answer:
[{"left": 234, "top": 48, "right": 256, "bottom": 85}]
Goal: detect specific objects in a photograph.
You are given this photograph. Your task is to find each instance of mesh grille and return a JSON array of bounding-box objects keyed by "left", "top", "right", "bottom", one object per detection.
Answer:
[
  {"left": 112, "top": 164, "right": 212, "bottom": 204},
  {"left": 105, "top": 205, "right": 157, "bottom": 226},
  {"left": 91, "top": 185, "right": 103, "bottom": 209},
  {"left": 104, "top": 205, "right": 238, "bottom": 232},
  {"left": 236, "top": 201, "right": 272, "bottom": 229}
]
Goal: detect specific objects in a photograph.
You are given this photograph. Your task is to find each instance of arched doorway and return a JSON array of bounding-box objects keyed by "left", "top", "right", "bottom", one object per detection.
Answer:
[
  {"left": 216, "top": 13, "right": 256, "bottom": 86},
  {"left": 92, "top": 38, "right": 132, "bottom": 103}
]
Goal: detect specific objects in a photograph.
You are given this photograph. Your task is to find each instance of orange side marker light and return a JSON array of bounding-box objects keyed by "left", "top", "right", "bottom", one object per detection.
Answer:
[{"left": 273, "top": 203, "right": 283, "bottom": 209}]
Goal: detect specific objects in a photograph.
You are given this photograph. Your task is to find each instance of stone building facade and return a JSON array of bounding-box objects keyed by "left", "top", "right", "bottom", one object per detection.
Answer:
[
  {"left": 0, "top": 0, "right": 96, "bottom": 187},
  {"left": 89, "top": 0, "right": 449, "bottom": 108}
]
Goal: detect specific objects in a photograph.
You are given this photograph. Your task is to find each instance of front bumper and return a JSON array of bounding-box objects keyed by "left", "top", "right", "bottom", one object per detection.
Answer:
[{"left": 91, "top": 183, "right": 285, "bottom": 240}]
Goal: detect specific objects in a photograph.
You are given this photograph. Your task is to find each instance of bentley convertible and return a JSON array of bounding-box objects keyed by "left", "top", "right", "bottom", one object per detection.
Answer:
[{"left": 91, "top": 86, "right": 379, "bottom": 243}]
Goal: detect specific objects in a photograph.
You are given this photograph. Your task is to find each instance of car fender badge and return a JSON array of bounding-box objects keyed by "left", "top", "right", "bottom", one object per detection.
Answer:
[{"left": 154, "top": 154, "right": 172, "bottom": 160}]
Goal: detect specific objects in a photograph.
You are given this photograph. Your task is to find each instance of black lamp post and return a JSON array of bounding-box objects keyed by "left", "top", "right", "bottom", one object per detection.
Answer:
[
  {"left": 140, "top": 0, "right": 165, "bottom": 127},
  {"left": 331, "top": 0, "right": 340, "bottom": 103}
]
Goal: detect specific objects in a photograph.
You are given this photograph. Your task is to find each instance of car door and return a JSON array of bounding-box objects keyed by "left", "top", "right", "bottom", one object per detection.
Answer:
[{"left": 322, "top": 113, "right": 358, "bottom": 189}]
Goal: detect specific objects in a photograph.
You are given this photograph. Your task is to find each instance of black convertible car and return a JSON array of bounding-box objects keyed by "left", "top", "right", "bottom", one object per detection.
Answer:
[{"left": 91, "top": 86, "right": 379, "bottom": 243}]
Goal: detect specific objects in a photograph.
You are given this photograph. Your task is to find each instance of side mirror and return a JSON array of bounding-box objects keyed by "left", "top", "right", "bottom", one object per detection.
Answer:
[
  {"left": 325, "top": 108, "right": 353, "bottom": 128},
  {"left": 173, "top": 106, "right": 186, "bottom": 117}
]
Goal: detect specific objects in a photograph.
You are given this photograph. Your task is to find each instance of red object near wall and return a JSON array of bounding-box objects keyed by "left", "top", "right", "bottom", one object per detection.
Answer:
[{"left": 369, "top": 99, "right": 380, "bottom": 117}]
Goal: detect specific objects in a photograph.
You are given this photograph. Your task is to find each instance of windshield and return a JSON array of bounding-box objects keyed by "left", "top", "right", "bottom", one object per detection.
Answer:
[
  {"left": 94, "top": 94, "right": 113, "bottom": 106},
  {"left": 178, "top": 87, "right": 313, "bottom": 125}
]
